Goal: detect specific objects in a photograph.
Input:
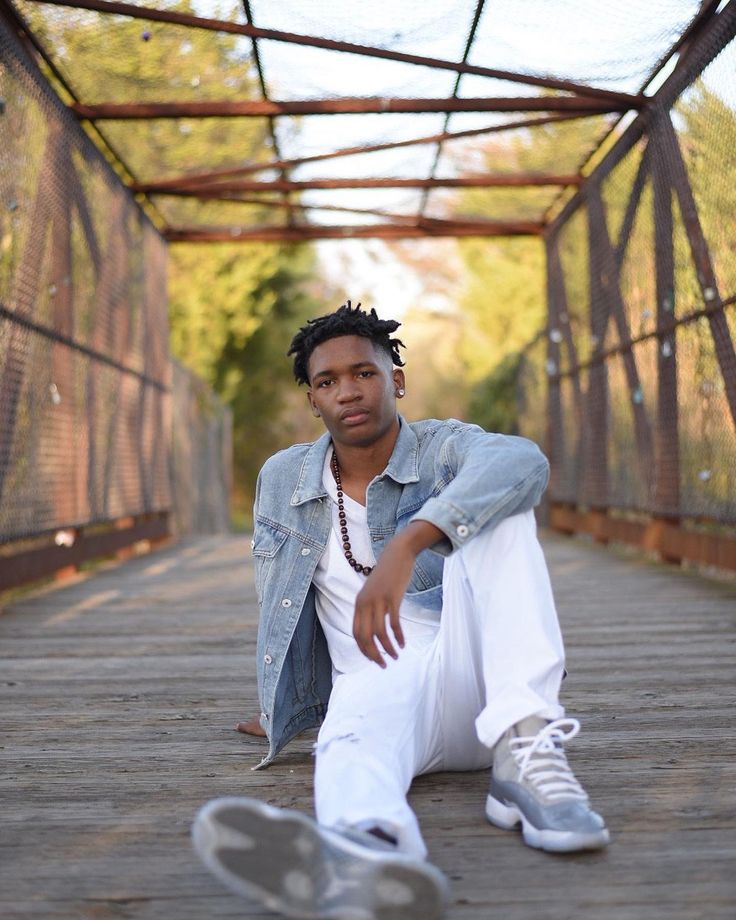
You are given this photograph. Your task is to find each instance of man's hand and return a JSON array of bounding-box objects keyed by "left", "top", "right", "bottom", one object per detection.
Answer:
[{"left": 353, "top": 520, "right": 444, "bottom": 667}]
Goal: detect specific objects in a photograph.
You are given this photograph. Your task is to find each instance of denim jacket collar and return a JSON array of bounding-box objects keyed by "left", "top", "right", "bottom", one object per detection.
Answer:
[{"left": 290, "top": 415, "right": 420, "bottom": 507}]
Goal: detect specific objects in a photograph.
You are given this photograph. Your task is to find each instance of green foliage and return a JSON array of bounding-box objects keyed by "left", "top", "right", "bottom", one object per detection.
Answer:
[
  {"left": 453, "top": 116, "right": 606, "bottom": 433},
  {"left": 168, "top": 241, "right": 322, "bottom": 521},
  {"left": 676, "top": 81, "right": 736, "bottom": 299},
  {"left": 19, "top": 1, "right": 269, "bottom": 178},
  {"left": 467, "top": 351, "right": 523, "bottom": 435},
  {"left": 457, "top": 236, "right": 545, "bottom": 384}
]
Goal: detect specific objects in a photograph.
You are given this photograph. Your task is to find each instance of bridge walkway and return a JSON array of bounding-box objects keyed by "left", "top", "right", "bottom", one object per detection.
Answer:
[{"left": 1, "top": 534, "right": 734, "bottom": 919}]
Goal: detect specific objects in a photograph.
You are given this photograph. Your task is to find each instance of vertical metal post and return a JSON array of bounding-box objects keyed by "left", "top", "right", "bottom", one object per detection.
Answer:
[
  {"left": 49, "top": 123, "right": 84, "bottom": 528},
  {"left": 588, "top": 180, "right": 654, "bottom": 481},
  {"left": 547, "top": 238, "right": 585, "bottom": 502},
  {"left": 659, "top": 114, "right": 736, "bottom": 429},
  {"left": 545, "top": 233, "right": 564, "bottom": 500},
  {"left": 585, "top": 185, "right": 610, "bottom": 509},
  {"left": 650, "top": 111, "right": 680, "bottom": 517}
]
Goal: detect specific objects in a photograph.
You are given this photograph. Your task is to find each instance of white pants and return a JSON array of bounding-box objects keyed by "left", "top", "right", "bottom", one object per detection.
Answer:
[{"left": 313, "top": 510, "right": 565, "bottom": 858}]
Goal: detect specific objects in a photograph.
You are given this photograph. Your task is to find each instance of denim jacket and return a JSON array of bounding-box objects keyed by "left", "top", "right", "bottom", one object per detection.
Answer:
[{"left": 251, "top": 417, "right": 549, "bottom": 768}]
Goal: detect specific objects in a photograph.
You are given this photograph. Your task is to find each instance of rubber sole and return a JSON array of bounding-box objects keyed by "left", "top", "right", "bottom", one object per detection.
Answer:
[
  {"left": 192, "top": 796, "right": 449, "bottom": 919},
  {"left": 485, "top": 793, "right": 610, "bottom": 853}
]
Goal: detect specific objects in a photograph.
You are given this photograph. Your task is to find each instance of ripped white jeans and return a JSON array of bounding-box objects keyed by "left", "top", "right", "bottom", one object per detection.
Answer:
[{"left": 313, "top": 510, "right": 566, "bottom": 859}]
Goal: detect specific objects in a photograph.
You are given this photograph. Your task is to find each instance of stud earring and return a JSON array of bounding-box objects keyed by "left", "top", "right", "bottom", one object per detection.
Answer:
[{"left": 397, "top": 388, "right": 405, "bottom": 397}]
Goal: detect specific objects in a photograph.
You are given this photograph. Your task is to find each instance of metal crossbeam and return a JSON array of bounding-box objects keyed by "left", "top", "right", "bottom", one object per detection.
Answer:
[
  {"left": 135, "top": 114, "right": 591, "bottom": 190},
  {"left": 164, "top": 221, "right": 544, "bottom": 242},
  {"left": 71, "top": 98, "right": 625, "bottom": 120},
  {"left": 137, "top": 174, "right": 581, "bottom": 195},
  {"left": 26, "top": 0, "right": 642, "bottom": 106}
]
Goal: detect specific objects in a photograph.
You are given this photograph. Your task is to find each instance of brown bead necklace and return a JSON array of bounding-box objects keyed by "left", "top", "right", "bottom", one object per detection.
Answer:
[{"left": 330, "top": 452, "right": 373, "bottom": 576}]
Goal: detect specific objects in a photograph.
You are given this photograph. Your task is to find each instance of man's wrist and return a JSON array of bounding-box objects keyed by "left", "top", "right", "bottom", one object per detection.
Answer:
[{"left": 394, "top": 519, "right": 445, "bottom": 556}]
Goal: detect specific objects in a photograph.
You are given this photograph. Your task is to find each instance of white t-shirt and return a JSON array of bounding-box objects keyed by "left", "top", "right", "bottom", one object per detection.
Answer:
[{"left": 312, "top": 450, "right": 439, "bottom": 678}]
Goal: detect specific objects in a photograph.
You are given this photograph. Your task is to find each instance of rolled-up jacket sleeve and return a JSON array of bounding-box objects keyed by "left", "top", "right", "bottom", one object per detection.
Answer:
[{"left": 410, "top": 426, "right": 549, "bottom": 555}]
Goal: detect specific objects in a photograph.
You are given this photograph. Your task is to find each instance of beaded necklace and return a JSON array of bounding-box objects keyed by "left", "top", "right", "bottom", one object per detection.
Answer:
[{"left": 330, "top": 452, "right": 373, "bottom": 576}]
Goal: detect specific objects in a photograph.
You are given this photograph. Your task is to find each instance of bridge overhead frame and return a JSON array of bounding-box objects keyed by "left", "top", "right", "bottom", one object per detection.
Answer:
[{"left": 1, "top": 0, "right": 736, "bottom": 582}]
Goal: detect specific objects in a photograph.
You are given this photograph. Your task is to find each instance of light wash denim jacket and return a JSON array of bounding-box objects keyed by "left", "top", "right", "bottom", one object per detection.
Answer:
[{"left": 251, "top": 417, "right": 549, "bottom": 768}]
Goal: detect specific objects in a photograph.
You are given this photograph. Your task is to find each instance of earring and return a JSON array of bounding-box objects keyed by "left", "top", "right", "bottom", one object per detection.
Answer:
[{"left": 397, "top": 388, "right": 405, "bottom": 397}]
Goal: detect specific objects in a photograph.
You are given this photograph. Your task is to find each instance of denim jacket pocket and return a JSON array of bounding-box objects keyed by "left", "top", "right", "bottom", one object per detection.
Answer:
[
  {"left": 404, "top": 582, "right": 443, "bottom": 613},
  {"left": 252, "top": 520, "right": 288, "bottom": 605}
]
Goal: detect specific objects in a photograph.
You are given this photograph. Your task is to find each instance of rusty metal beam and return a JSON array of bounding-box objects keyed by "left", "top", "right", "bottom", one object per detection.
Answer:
[
  {"left": 419, "top": 0, "right": 486, "bottom": 219},
  {"left": 587, "top": 182, "right": 655, "bottom": 481},
  {"left": 545, "top": 237, "right": 567, "bottom": 500},
  {"left": 549, "top": 295, "right": 736, "bottom": 381},
  {"left": 71, "top": 97, "right": 623, "bottom": 120},
  {"left": 548, "top": 503, "right": 736, "bottom": 571},
  {"left": 0, "top": 0, "right": 167, "bottom": 227},
  {"left": 641, "top": 0, "right": 724, "bottom": 95},
  {"left": 164, "top": 221, "right": 544, "bottom": 242},
  {"left": 546, "top": 238, "right": 584, "bottom": 488},
  {"left": 547, "top": 0, "right": 736, "bottom": 238},
  {"left": 165, "top": 194, "right": 426, "bottom": 224},
  {"left": 543, "top": 0, "right": 725, "bottom": 226},
  {"left": 27, "top": 0, "right": 643, "bottom": 106},
  {"left": 584, "top": 189, "right": 610, "bottom": 509},
  {"left": 137, "top": 174, "right": 581, "bottom": 195},
  {"left": 239, "top": 0, "right": 291, "bottom": 221},
  {"left": 134, "top": 114, "right": 594, "bottom": 189},
  {"left": 0, "top": 514, "right": 170, "bottom": 592},
  {"left": 657, "top": 112, "right": 736, "bottom": 431},
  {"left": 650, "top": 114, "right": 680, "bottom": 514},
  {"left": 613, "top": 143, "right": 651, "bottom": 266}
]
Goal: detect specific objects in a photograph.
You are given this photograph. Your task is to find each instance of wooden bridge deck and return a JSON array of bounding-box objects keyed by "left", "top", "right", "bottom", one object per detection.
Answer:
[{"left": 1, "top": 533, "right": 735, "bottom": 919}]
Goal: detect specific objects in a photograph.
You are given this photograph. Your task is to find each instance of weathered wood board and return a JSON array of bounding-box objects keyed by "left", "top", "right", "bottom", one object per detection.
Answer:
[{"left": 1, "top": 533, "right": 735, "bottom": 919}]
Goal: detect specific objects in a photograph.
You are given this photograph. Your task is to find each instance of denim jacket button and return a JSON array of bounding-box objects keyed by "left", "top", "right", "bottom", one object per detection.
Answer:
[
  {"left": 264, "top": 654, "right": 273, "bottom": 665},
  {"left": 301, "top": 547, "right": 310, "bottom": 556},
  {"left": 456, "top": 524, "right": 469, "bottom": 538},
  {"left": 281, "top": 598, "right": 292, "bottom": 607}
]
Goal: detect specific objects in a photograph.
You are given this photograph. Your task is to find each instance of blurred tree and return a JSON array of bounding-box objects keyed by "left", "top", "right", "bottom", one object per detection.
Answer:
[{"left": 448, "top": 115, "right": 608, "bottom": 432}]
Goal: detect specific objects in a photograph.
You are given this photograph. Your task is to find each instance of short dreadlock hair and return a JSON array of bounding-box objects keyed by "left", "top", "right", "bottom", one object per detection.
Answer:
[{"left": 287, "top": 301, "right": 406, "bottom": 386}]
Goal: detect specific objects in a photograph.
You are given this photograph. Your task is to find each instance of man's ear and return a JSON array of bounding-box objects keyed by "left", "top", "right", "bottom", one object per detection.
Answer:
[
  {"left": 306, "top": 389, "right": 321, "bottom": 417},
  {"left": 393, "top": 369, "right": 406, "bottom": 398}
]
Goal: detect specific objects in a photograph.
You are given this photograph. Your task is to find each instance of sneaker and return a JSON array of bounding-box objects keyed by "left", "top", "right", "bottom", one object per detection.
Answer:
[
  {"left": 192, "top": 796, "right": 449, "bottom": 919},
  {"left": 486, "top": 717, "right": 610, "bottom": 853}
]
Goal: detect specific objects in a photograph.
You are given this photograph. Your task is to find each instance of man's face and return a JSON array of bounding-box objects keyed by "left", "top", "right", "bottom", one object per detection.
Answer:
[{"left": 306, "top": 335, "right": 405, "bottom": 449}]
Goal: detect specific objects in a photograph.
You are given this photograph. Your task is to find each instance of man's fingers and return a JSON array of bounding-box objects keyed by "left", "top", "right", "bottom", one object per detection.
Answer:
[
  {"left": 374, "top": 613, "right": 397, "bottom": 660},
  {"left": 354, "top": 608, "right": 384, "bottom": 666},
  {"left": 388, "top": 604, "right": 405, "bottom": 649},
  {"left": 354, "top": 602, "right": 396, "bottom": 666}
]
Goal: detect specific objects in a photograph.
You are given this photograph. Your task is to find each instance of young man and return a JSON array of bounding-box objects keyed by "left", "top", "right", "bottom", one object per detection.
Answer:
[{"left": 193, "top": 302, "right": 609, "bottom": 919}]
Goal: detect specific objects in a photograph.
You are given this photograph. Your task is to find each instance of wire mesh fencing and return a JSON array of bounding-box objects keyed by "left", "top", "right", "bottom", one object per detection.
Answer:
[
  {"left": 518, "top": 11, "right": 736, "bottom": 547},
  {"left": 0, "top": 12, "right": 230, "bottom": 558},
  {"left": 170, "top": 359, "right": 232, "bottom": 536}
]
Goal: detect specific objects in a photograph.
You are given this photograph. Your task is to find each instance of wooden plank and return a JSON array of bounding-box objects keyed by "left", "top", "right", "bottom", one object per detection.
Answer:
[{"left": 0, "top": 534, "right": 734, "bottom": 919}]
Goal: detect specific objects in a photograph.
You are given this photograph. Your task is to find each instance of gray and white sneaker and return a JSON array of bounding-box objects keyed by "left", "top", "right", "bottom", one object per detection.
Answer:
[
  {"left": 486, "top": 716, "right": 610, "bottom": 853},
  {"left": 192, "top": 796, "right": 449, "bottom": 919}
]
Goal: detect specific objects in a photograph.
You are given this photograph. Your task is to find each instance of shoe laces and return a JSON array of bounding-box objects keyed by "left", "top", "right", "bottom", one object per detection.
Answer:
[{"left": 510, "top": 717, "right": 588, "bottom": 803}]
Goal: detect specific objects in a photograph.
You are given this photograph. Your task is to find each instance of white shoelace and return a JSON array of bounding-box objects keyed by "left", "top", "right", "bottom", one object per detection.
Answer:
[{"left": 509, "top": 717, "right": 588, "bottom": 803}]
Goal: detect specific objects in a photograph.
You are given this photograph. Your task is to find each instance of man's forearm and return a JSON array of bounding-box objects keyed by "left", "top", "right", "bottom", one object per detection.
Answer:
[{"left": 392, "top": 519, "right": 445, "bottom": 557}]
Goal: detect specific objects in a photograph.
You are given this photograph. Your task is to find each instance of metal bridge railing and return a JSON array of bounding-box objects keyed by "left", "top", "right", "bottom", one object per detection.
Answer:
[
  {"left": 0, "top": 11, "right": 230, "bottom": 590},
  {"left": 520, "top": 6, "right": 736, "bottom": 570}
]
